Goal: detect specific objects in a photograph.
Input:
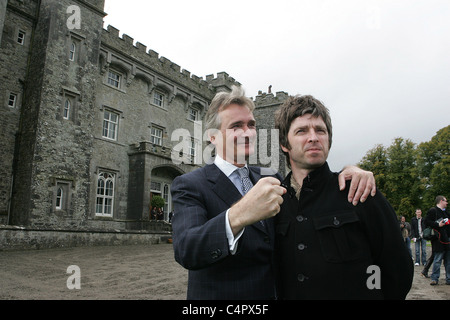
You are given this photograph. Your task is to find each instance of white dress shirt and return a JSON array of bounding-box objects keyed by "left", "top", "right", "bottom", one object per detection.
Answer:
[{"left": 214, "top": 155, "right": 246, "bottom": 254}]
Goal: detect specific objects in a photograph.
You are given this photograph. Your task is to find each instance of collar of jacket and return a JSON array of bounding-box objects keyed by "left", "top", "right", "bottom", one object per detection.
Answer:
[{"left": 282, "top": 162, "right": 333, "bottom": 198}]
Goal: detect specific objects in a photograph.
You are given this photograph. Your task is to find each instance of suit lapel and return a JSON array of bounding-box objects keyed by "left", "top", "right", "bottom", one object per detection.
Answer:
[
  {"left": 206, "top": 164, "right": 242, "bottom": 207},
  {"left": 206, "top": 164, "right": 269, "bottom": 235}
]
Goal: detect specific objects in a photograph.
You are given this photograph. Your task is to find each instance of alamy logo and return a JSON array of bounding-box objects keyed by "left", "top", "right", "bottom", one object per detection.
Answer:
[
  {"left": 66, "top": 265, "right": 81, "bottom": 290},
  {"left": 66, "top": 5, "right": 81, "bottom": 30},
  {"left": 170, "top": 121, "right": 280, "bottom": 175},
  {"left": 366, "top": 265, "right": 381, "bottom": 290}
]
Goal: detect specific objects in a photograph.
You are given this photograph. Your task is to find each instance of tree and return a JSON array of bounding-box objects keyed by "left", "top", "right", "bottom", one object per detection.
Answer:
[
  {"left": 384, "top": 138, "right": 420, "bottom": 216},
  {"left": 416, "top": 125, "right": 450, "bottom": 205},
  {"left": 358, "top": 126, "right": 450, "bottom": 219},
  {"left": 358, "top": 144, "right": 388, "bottom": 193}
]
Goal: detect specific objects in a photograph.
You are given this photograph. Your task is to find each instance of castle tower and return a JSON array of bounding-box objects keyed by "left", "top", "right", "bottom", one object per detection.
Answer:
[{"left": 9, "top": 0, "right": 106, "bottom": 227}]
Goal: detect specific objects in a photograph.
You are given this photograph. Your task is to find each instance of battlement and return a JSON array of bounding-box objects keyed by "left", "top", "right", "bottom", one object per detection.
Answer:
[
  {"left": 205, "top": 72, "right": 241, "bottom": 92},
  {"left": 101, "top": 25, "right": 240, "bottom": 95},
  {"left": 254, "top": 90, "right": 290, "bottom": 108}
]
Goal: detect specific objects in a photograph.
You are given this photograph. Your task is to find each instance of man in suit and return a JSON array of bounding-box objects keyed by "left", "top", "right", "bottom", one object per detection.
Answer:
[{"left": 171, "top": 86, "right": 376, "bottom": 300}]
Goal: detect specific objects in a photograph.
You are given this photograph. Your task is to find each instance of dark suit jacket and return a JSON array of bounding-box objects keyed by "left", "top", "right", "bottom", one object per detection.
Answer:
[{"left": 171, "top": 163, "right": 280, "bottom": 300}]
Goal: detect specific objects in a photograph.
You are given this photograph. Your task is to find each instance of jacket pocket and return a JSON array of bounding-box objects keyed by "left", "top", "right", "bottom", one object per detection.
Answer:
[{"left": 313, "top": 210, "right": 368, "bottom": 263}]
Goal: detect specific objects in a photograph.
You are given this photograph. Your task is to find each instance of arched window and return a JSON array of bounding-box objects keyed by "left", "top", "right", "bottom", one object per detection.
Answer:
[
  {"left": 69, "top": 42, "right": 76, "bottom": 61},
  {"left": 56, "top": 187, "right": 63, "bottom": 210},
  {"left": 96, "top": 172, "right": 115, "bottom": 217},
  {"left": 63, "top": 99, "right": 71, "bottom": 119}
]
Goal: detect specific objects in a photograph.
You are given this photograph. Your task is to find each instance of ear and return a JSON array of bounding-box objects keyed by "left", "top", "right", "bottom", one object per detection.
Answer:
[
  {"left": 207, "top": 128, "right": 219, "bottom": 145},
  {"left": 281, "top": 144, "right": 290, "bottom": 153}
]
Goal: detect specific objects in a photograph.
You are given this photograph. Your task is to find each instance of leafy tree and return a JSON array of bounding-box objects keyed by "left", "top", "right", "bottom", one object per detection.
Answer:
[
  {"left": 416, "top": 125, "right": 450, "bottom": 205},
  {"left": 358, "top": 125, "right": 449, "bottom": 219},
  {"left": 384, "top": 138, "right": 420, "bottom": 216},
  {"left": 358, "top": 144, "right": 388, "bottom": 193}
]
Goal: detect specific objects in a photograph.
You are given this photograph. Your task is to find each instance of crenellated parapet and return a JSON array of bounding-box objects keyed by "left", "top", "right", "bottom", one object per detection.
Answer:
[
  {"left": 100, "top": 25, "right": 242, "bottom": 104},
  {"left": 254, "top": 90, "right": 290, "bottom": 108},
  {"left": 205, "top": 72, "right": 241, "bottom": 93}
]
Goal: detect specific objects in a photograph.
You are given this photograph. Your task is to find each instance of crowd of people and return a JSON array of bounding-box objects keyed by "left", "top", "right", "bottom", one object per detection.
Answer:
[{"left": 399, "top": 196, "right": 449, "bottom": 286}]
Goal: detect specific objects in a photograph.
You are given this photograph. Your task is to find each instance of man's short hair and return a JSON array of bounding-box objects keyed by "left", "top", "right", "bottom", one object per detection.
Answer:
[
  {"left": 205, "top": 86, "right": 255, "bottom": 131},
  {"left": 275, "top": 95, "right": 333, "bottom": 167},
  {"left": 435, "top": 195, "right": 446, "bottom": 205}
]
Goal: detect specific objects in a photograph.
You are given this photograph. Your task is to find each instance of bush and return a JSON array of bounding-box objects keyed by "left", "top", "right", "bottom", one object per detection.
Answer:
[{"left": 151, "top": 195, "right": 165, "bottom": 208}]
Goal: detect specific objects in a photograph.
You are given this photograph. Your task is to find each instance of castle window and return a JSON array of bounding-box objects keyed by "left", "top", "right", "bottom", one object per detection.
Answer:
[
  {"left": 163, "top": 184, "right": 170, "bottom": 219},
  {"left": 102, "top": 110, "right": 119, "bottom": 141},
  {"left": 69, "top": 42, "right": 76, "bottom": 61},
  {"left": 188, "top": 107, "right": 199, "bottom": 121},
  {"left": 107, "top": 70, "right": 121, "bottom": 88},
  {"left": 8, "top": 93, "right": 17, "bottom": 108},
  {"left": 17, "top": 30, "right": 25, "bottom": 45},
  {"left": 52, "top": 180, "right": 71, "bottom": 212},
  {"left": 95, "top": 172, "right": 115, "bottom": 217},
  {"left": 56, "top": 187, "right": 63, "bottom": 210},
  {"left": 153, "top": 91, "right": 164, "bottom": 108},
  {"left": 67, "top": 31, "right": 85, "bottom": 63},
  {"left": 150, "top": 126, "right": 163, "bottom": 146},
  {"left": 189, "top": 138, "right": 198, "bottom": 163},
  {"left": 60, "top": 88, "right": 79, "bottom": 123},
  {"left": 63, "top": 99, "right": 71, "bottom": 119}
]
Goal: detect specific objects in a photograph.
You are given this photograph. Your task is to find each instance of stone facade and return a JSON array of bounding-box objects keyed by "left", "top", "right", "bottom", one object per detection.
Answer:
[{"left": 0, "top": 0, "right": 288, "bottom": 233}]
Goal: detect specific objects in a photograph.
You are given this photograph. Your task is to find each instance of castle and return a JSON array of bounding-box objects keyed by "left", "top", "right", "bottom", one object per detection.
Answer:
[{"left": 0, "top": 0, "right": 287, "bottom": 240}]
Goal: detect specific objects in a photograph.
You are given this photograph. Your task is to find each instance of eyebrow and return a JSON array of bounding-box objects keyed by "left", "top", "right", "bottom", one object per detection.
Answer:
[
  {"left": 293, "top": 124, "right": 327, "bottom": 131},
  {"left": 228, "top": 119, "right": 256, "bottom": 128}
]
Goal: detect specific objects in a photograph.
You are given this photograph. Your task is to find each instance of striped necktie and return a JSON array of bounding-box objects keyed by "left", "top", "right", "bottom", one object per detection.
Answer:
[{"left": 237, "top": 167, "right": 265, "bottom": 227}]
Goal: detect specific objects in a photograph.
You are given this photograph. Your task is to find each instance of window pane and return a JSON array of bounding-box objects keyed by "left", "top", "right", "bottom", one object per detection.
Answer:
[
  {"left": 8, "top": 94, "right": 17, "bottom": 108},
  {"left": 103, "top": 111, "right": 118, "bottom": 140},
  {"left": 96, "top": 198, "right": 103, "bottom": 214},
  {"left": 17, "top": 31, "right": 25, "bottom": 44},
  {"left": 64, "top": 100, "right": 70, "bottom": 119},
  {"left": 95, "top": 172, "right": 114, "bottom": 216},
  {"left": 153, "top": 93, "right": 164, "bottom": 107},
  {"left": 56, "top": 187, "right": 63, "bottom": 209},
  {"left": 69, "top": 42, "right": 76, "bottom": 61},
  {"left": 105, "top": 180, "right": 114, "bottom": 196},
  {"left": 108, "top": 71, "right": 120, "bottom": 88}
]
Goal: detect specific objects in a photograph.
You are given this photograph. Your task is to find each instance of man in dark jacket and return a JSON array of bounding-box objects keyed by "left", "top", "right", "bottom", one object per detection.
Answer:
[
  {"left": 274, "top": 95, "right": 413, "bottom": 299},
  {"left": 411, "top": 209, "right": 427, "bottom": 266},
  {"left": 425, "top": 195, "right": 449, "bottom": 285}
]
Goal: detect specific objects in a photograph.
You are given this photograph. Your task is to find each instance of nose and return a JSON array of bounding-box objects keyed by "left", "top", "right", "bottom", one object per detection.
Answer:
[{"left": 307, "top": 129, "right": 319, "bottom": 142}]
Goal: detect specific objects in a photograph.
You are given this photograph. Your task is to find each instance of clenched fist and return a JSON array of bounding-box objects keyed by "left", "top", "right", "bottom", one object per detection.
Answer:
[{"left": 228, "top": 177, "right": 286, "bottom": 236}]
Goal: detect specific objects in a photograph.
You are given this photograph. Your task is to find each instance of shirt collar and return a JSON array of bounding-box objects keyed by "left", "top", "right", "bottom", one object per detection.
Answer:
[{"left": 214, "top": 155, "right": 247, "bottom": 178}]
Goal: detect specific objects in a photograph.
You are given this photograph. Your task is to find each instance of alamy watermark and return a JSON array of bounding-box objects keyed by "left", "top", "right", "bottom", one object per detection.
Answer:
[
  {"left": 66, "top": 5, "right": 81, "bottom": 30},
  {"left": 66, "top": 265, "right": 81, "bottom": 290},
  {"left": 171, "top": 121, "right": 281, "bottom": 175}
]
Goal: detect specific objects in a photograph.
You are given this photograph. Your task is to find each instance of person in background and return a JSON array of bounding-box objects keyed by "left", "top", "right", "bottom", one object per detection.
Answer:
[
  {"left": 411, "top": 209, "right": 427, "bottom": 266},
  {"left": 425, "top": 195, "right": 449, "bottom": 285},
  {"left": 400, "top": 215, "right": 412, "bottom": 257}
]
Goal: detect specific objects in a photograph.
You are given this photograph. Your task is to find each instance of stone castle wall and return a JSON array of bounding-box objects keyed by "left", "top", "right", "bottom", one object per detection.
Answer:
[{"left": 0, "top": 0, "right": 288, "bottom": 245}]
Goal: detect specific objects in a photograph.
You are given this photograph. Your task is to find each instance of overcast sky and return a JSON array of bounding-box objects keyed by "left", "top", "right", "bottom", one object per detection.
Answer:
[{"left": 103, "top": 0, "right": 450, "bottom": 172}]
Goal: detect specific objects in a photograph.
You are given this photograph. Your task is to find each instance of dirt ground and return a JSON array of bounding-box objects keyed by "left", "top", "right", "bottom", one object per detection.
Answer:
[{"left": 0, "top": 243, "right": 448, "bottom": 300}]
